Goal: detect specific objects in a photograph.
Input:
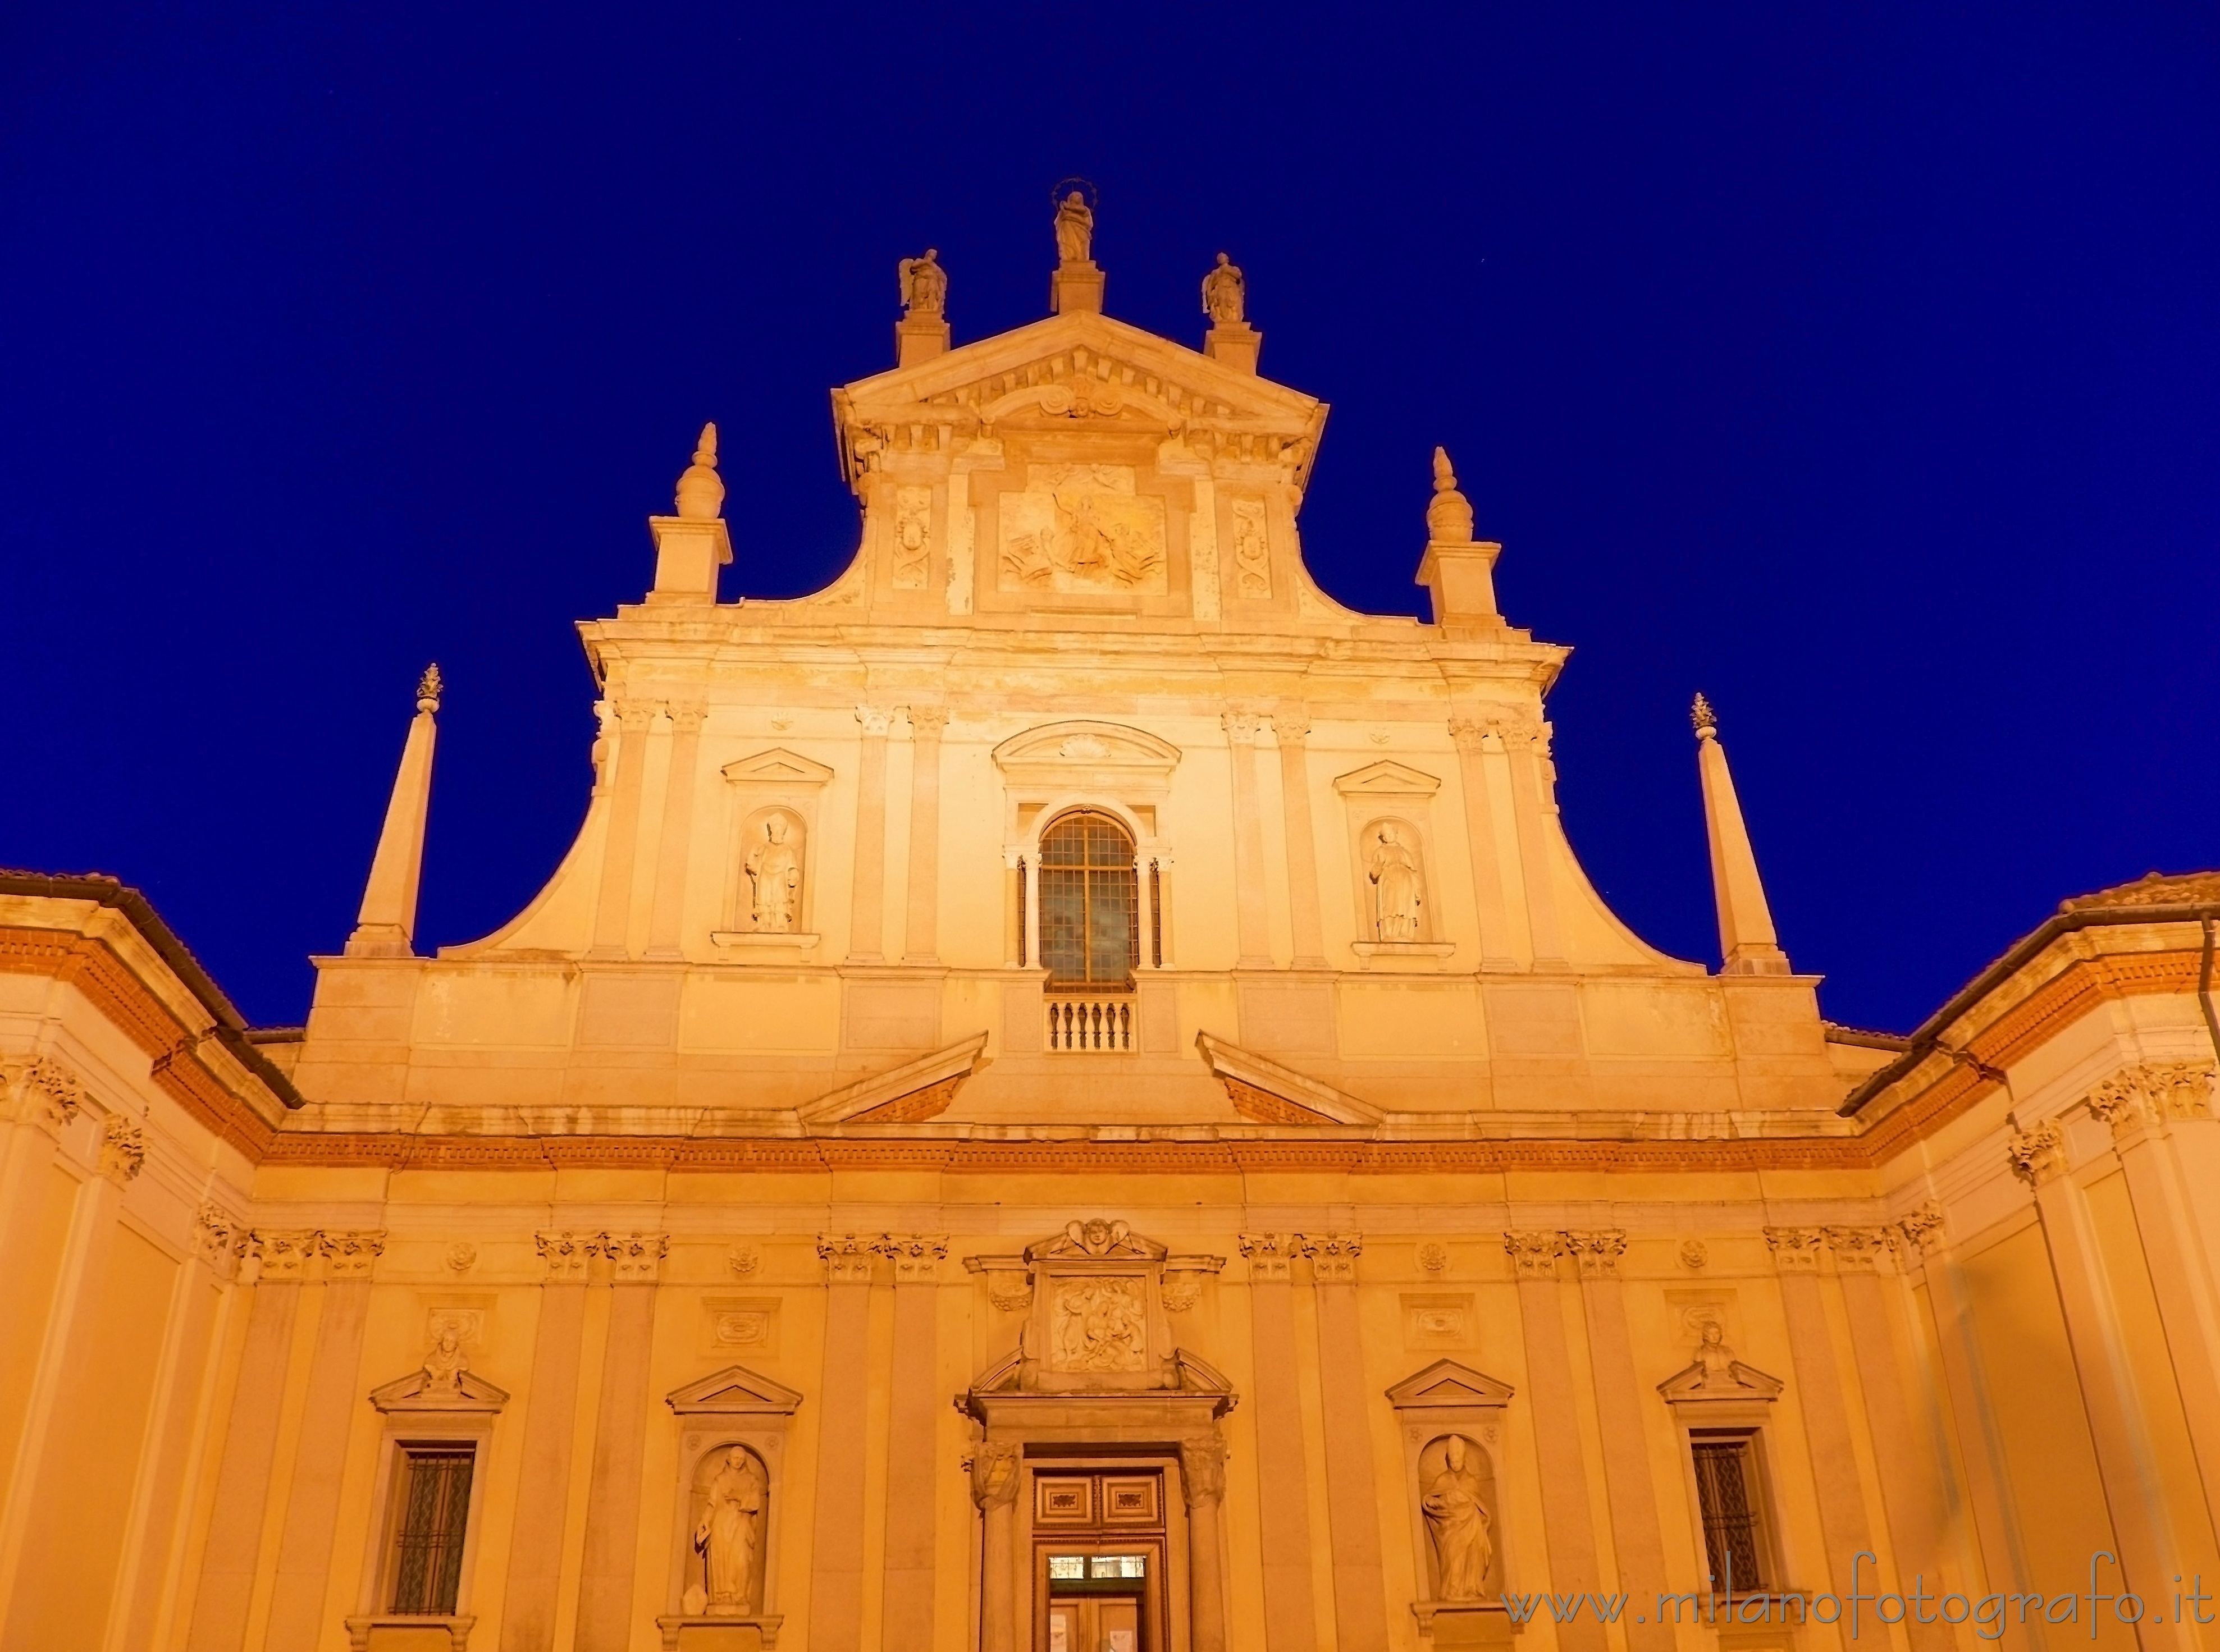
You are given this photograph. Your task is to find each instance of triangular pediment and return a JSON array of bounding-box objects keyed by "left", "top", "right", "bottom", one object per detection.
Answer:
[
  {"left": 666, "top": 1363, "right": 805, "bottom": 1417},
  {"left": 1657, "top": 1360, "right": 1784, "bottom": 1403},
  {"left": 1333, "top": 759, "right": 1444, "bottom": 799},
  {"left": 722, "top": 748, "right": 835, "bottom": 788},
  {"left": 1386, "top": 1358, "right": 1517, "bottom": 1411},
  {"left": 370, "top": 1367, "right": 510, "bottom": 1415}
]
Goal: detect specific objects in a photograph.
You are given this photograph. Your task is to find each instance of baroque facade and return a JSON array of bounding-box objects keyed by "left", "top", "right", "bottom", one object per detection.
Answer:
[{"left": 4, "top": 207, "right": 2219, "bottom": 1652}]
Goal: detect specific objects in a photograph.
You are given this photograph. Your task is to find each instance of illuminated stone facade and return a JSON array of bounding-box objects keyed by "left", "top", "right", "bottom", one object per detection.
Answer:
[{"left": 3, "top": 213, "right": 2218, "bottom": 1652}]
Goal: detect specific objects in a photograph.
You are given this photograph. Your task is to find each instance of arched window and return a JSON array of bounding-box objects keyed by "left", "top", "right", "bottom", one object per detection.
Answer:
[{"left": 1039, "top": 812, "right": 1138, "bottom": 988}]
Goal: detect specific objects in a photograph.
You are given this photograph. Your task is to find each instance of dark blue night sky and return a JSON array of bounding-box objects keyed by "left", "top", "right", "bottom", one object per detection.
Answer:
[{"left": 4, "top": 2, "right": 2214, "bottom": 1031}]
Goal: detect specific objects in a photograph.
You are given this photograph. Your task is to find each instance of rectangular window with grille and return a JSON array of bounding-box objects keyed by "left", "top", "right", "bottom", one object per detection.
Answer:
[
  {"left": 389, "top": 1445, "right": 474, "bottom": 1615},
  {"left": 1689, "top": 1434, "right": 1766, "bottom": 1593}
]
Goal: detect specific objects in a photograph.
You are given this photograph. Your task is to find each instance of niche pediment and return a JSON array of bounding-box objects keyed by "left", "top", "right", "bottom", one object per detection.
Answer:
[
  {"left": 722, "top": 748, "right": 835, "bottom": 789},
  {"left": 1385, "top": 1358, "right": 1516, "bottom": 1412},
  {"left": 1333, "top": 759, "right": 1443, "bottom": 799},
  {"left": 666, "top": 1363, "right": 805, "bottom": 1418}
]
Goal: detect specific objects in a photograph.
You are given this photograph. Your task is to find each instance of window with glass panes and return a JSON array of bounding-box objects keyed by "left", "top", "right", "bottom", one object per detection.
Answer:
[
  {"left": 389, "top": 1445, "right": 474, "bottom": 1615},
  {"left": 1689, "top": 1434, "right": 1765, "bottom": 1592},
  {"left": 1039, "top": 813, "right": 1138, "bottom": 987}
]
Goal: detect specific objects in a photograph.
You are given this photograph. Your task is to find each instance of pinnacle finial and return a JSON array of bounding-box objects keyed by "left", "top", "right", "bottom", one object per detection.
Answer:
[
  {"left": 1426, "top": 446, "right": 1475, "bottom": 544},
  {"left": 674, "top": 422, "right": 725, "bottom": 520},
  {"left": 1691, "top": 692, "right": 1717, "bottom": 739},
  {"left": 416, "top": 663, "right": 442, "bottom": 714}
]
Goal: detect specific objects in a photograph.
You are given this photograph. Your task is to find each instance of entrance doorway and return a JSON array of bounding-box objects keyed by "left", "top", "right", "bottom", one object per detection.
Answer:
[{"left": 1031, "top": 1470, "right": 1166, "bottom": 1652}]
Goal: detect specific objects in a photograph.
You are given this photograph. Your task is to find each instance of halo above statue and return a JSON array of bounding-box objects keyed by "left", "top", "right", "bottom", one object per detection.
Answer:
[{"left": 1048, "top": 176, "right": 1099, "bottom": 212}]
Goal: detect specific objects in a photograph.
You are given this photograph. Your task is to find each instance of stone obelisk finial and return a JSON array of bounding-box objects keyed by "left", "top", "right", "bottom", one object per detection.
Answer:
[
  {"left": 650, "top": 423, "right": 734, "bottom": 605},
  {"left": 345, "top": 666, "right": 443, "bottom": 958},
  {"left": 1414, "top": 446, "right": 1503, "bottom": 636},
  {"left": 1691, "top": 694, "right": 1790, "bottom": 974}
]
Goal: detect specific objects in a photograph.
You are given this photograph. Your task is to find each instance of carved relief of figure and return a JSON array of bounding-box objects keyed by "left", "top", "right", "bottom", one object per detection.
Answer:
[
  {"left": 744, "top": 813, "right": 802, "bottom": 932},
  {"left": 1050, "top": 1278, "right": 1148, "bottom": 1371},
  {"left": 422, "top": 1319, "right": 467, "bottom": 1391},
  {"left": 1693, "top": 1319, "right": 1739, "bottom": 1388},
  {"left": 1201, "top": 251, "right": 1245, "bottom": 325},
  {"left": 1421, "top": 1435, "right": 1492, "bottom": 1601},
  {"left": 1054, "top": 191, "right": 1094, "bottom": 265},
  {"left": 899, "top": 248, "right": 947, "bottom": 317},
  {"left": 1368, "top": 823, "right": 1423, "bottom": 941},
  {"left": 693, "top": 1447, "right": 765, "bottom": 1614}
]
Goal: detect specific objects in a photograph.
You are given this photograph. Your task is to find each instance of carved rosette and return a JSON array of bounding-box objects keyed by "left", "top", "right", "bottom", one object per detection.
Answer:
[
  {"left": 4, "top": 1056, "right": 84, "bottom": 1134},
  {"left": 818, "top": 1234, "right": 875, "bottom": 1285},
  {"left": 2006, "top": 1119, "right": 2070, "bottom": 1187},
  {"left": 1503, "top": 1231, "right": 1563, "bottom": 1280},
  {"left": 873, "top": 1233, "right": 950, "bottom": 1285},
  {"left": 967, "top": 1442, "right": 1021, "bottom": 1511},
  {"left": 727, "top": 1244, "right": 762, "bottom": 1279},
  {"left": 1177, "top": 1435, "right": 1228, "bottom": 1508},
  {"left": 1561, "top": 1229, "right": 1627, "bottom": 1279},
  {"left": 98, "top": 1114, "right": 147, "bottom": 1185},
  {"left": 1237, "top": 1233, "right": 1295, "bottom": 1283},
  {"left": 1762, "top": 1226, "right": 1827, "bottom": 1273},
  {"left": 1296, "top": 1233, "right": 1362, "bottom": 1285}
]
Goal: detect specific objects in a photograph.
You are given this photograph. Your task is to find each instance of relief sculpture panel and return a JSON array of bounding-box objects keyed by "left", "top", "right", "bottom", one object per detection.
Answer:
[
  {"left": 1049, "top": 1275, "right": 1149, "bottom": 1372},
  {"left": 998, "top": 464, "right": 1167, "bottom": 595}
]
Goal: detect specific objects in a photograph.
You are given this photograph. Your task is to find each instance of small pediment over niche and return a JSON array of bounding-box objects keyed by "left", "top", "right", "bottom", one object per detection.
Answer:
[
  {"left": 993, "top": 721, "right": 1181, "bottom": 785},
  {"left": 666, "top": 1363, "right": 806, "bottom": 1418},
  {"left": 722, "top": 748, "right": 835, "bottom": 789},
  {"left": 369, "top": 1368, "right": 510, "bottom": 1416},
  {"left": 1333, "top": 760, "right": 1443, "bottom": 799},
  {"left": 1386, "top": 1358, "right": 1516, "bottom": 1411}
]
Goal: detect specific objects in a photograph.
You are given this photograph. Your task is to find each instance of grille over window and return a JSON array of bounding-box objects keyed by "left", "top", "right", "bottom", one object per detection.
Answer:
[{"left": 390, "top": 1446, "right": 474, "bottom": 1615}]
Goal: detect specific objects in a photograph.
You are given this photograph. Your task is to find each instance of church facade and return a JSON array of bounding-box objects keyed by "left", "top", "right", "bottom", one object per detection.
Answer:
[{"left": 4, "top": 205, "right": 2220, "bottom": 1652}]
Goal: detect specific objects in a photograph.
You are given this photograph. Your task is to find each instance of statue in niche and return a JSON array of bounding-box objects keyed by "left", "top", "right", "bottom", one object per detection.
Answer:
[
  {"left": 1368, "top": 823, "right": 1423, "bottom": 941},
  {"left": 1421, "top": 1435, "right": 1492, "bottom": 1601},
  {"left": 1054, "top": 190, "right": 1094, "bottom": 265},
  {"left": 691, "top": 1447, "right": 765, "bottom": 1616},
  {"left": 1201, "top": 251, "right": 1245, "bottom": 325},
  {"left": 899, "top": 248, "right": 946, "bottom": 317},
  {"left": 744, "top": 813, "right": 802, "bottom": 932}
]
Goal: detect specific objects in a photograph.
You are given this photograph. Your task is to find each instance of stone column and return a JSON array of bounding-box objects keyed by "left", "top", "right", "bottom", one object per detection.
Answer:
[
  {"left": 1003, "top": 852, "right": 1025, "bottom": 967},
  {"left": 878, "top": 1236, "right": 948, "bottom": 1652},
  {"left": 847, "top": 707, "right": 893, "bottom": 963},
  {"left": 903, "top": 708, "right": 948, "bottom": 963},
  {"left": 1501, "top": 717, "right": 1565, "bottom": 966},
  {"left": 1504, "top": 1233, "right": 1605, "bottom": 1652},
  {"left": 1023, "top": 855, "right": 1042, "bottom": 971},
  {"left": 1154, "top": 856, "right": 1176, "bottom": 968},
  {"left": 645, "top": 702, "right": 706, "bottom": 958},
  {"left": 1301, "top": 1235, "right": 1388, "bottom": 1652},
  {"left": 2010, "top": 1120, "right": 2195, "bottom": 1649},
  {"left": 1894, "top": 1205, "right": 2040, "bottom": 1645},
  {"left": 500, "top": 1234, "right": 595, "bottom": 1652},
  {"left": 574, "top": 1233, "right": 668, "bottom": 1652},
  {"left": 1180, "top": 1434, "right": 1231, "bottom": 1652},
  {"left": 1828, "top": 1226, "right": 1958, "bottom": 1652},
  {"left": 185, "top": 1237, "right": 304, "bottom": 1652},
  {"left": 260, "top": 1232, "right": 383, "bottom": 1652},
  {"left": 1236, "top": 1234, "right": 1320, "bottom": 1652},
  {"left": 1273, "top": 710, "right": 1328, "bottom": 967},
  {"left": 1764, "top": 1227, "right": 1879, "bottom": 1600},
  {"left": 591, "top": 702, "right": 657, "bottom": 956},
  {"left": 1563, "top": 1230, "right": 1671, "bottom": 1652},
  {"left": 810, "top": 1237, "right": 876, "bottom": 1652},
  {"left": 1446, "top": 720, "right": 1514, "bottom": 969},
  {"left": 1222, "top": 711, "right": 1274, "bottom": 967},
  {"left": 970, "top": 1442, "right": 1021, "bottom": 1652},
  {"left": 2085, "top": 1065, "right": 2220, "bottom": 1526}
]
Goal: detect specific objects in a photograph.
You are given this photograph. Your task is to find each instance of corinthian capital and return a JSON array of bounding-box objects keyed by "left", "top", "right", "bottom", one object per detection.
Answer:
[{"left": 2006, "top": 1119, "right": 2070, "bottom": 1187}]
